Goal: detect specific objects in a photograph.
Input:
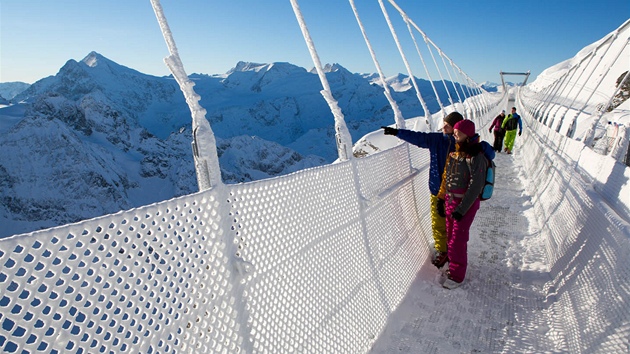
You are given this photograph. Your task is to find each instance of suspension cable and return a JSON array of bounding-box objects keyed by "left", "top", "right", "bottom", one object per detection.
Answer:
[
  {"left": 436, "top": 48, "right": 459, "bottom": 108},
  {"left": 290, "top": 0, "right": 354, "bottom": 161},
  {"left": 376, "top": 0, "right": 432, "bottom": 130},
  {"left": 386, "top": 0, "right": 454, "bottom": 116},
  {"left": 347, "top": 0, "right": 406, "bottom": 129},
  {"left": 149, "top": 0, "right": 222, "bottom": 190},
  {"left": 561, "top": 34, "right": 621, "bottom": 131},
  {"left": 385, "top": 0, "right": 485, "bottom": 120},
  {"left": 403, "top": 18, "right": 442, "bottom": 123},
  {"left": 577, "top": 37, "right": 629, "bottom": 141}
]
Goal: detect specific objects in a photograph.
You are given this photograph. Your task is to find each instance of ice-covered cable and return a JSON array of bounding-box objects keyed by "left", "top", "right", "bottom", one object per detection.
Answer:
[
  {"left": 567, "top": 35, "right": 625, "bottom": 135},
  {"left": 583, "top": 62, "right": 630, "bottom": 146},
  {"left": 387, "top": 0, "right": 484, "bottom": 111},
  {"left": 376, "top": 0, "right": 431, "bottom": 130},
  {"left": 150, "top": 0, "right": 222, "bottom": 190},
  {"left": 441, "top": 56, "right": 463, "bottom": 108},
  {"left": 433, "top": 48, "right": 456, "bottom": 110},
  {"left": 348, "top": 0, "right": 405, "bottom": 130},
  {"left": 404, "top": 19, "right": 442, "bottom": 123},
  {"left": 290, "top": 0, "right": 354, "bottom": 161}
]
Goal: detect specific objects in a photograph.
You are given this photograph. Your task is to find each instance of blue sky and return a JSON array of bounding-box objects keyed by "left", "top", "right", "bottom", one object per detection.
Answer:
[{"left": 1, "top": 0, "right": 628, "bottom": 85}]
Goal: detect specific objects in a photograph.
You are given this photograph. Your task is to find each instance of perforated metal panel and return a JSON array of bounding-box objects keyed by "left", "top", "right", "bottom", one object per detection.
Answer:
[
  {"left": 519, "top": 112, "right": 630, "bottom": 353},
  {"left": 0, "top": 144, "right": 431, "bottom": 353},
  {"left": 0, "top": 190, "right": 244, "bottom": 353},
  {"left": 3, "top": 114, "right": 630, "bottom": 353}
]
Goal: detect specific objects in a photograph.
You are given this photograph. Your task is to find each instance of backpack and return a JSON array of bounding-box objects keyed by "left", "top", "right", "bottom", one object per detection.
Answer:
[{"left": 467, "top": 155, "right": 495, "bottom": 201}]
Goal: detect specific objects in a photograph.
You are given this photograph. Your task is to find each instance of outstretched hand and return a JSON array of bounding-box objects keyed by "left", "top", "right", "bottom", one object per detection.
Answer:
[{"left": 381, "top": 126, "right": 399, "bottom": 136}]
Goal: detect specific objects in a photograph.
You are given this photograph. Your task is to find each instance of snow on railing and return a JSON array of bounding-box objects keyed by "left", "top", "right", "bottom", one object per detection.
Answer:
[
  {"left": 2, "top": 5, "right": 629, "bottom": 354},
  {"left": 0, "top": 142, "right": 436, "bottom": 353},
  {"left": 519, "top": 19, "right": 630, "bottom": 165},
  {"left": 2, "top": 90, "right": 629, "bottom": 352},
  {"left": 515, "top": 107, "right": 630, "bottom": 353}
]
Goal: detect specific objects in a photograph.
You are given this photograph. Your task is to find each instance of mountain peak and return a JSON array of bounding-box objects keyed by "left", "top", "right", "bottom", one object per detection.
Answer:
[
  {"left": 229, "top": 61, "right": 270, "bottom": 74},
  {"left": 310, "top": 63, "right": 351, "bottom": 74},
  {"left": 228, "top": 61, "right": 307, "bottom": 76},
  {"left": 323, "top": 63, "right": 344, "bottom": 72},
  {"left": 78, "top": 51, "right": 141, "bottom": 79},
  {"left": 81, "top": 51, "right": 109, "bottom": 68}
]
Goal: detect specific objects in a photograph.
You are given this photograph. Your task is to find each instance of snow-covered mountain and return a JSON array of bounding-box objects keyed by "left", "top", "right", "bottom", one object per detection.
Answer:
[
  {"left": 480, "top": 81, "right": 500, "bottom": 92},
  {"left": 0, "top": 82, "right": 30, "bottom": 101},
  {"left": 479, "top": 81, "right": 520, "bottom": 93},
  {"left": 0, "top": 52, "right": 468, "bottom": 237}
]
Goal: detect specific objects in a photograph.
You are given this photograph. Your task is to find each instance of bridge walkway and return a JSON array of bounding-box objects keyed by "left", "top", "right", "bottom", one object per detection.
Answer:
[{"left": 370, "top": 148, "right": 565, "bottom": 353}]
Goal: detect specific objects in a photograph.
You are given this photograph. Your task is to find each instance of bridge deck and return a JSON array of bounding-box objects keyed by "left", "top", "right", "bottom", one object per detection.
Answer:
[{"left": 370, "top": 150, "right": 565, "bottom": 353}]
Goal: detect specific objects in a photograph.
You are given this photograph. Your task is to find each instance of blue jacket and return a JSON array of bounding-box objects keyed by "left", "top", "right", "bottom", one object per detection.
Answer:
[
  {"left": 396, "top": 129, "right": 455, "bottom": 196},
  {"left": 480, "top": 139, "right": 496, "bottom": 161}
]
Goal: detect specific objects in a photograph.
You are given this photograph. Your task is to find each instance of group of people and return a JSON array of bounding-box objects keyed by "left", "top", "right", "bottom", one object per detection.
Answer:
[
  {"left": 488, "top": 107, "right": 523, "bottom": 154},
  {"left": 382, "top": 111, "right": 495, "bottom": 289},
  {"left": 382, "top": 108, "right": 523, "bottom": 289}
]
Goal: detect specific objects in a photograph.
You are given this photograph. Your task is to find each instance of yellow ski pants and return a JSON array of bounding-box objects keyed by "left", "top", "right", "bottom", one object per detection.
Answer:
[{"left": 430, "top": 194, "right": 447, "bottom": 252}]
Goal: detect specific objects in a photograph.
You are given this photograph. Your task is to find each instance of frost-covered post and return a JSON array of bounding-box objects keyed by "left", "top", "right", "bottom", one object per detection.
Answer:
[
  {"left": 290, "top": 0, "right": 354, "bottom": 161},
  {"left": 150, "top": 0, "right": 222, "bottom": 190},
  {"left": 583, "top": 70, "right": 630, "bottom": 148}
]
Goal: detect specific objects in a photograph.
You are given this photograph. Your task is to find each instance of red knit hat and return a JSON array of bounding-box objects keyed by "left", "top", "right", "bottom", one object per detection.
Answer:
[{"left": 454, "top": 119, "right": 475, "bottom": 138}]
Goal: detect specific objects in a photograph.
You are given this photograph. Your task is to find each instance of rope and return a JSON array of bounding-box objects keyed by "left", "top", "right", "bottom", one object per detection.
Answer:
[
  {"left": 376, "top": 0, "right": 431, "bottom": 130},
  {"left": 403, "top": 19, "right": 441, "bottom": 126},
  {"left": 347, "top": 0, "right": 406, "bottom": 129},
  {"left": 149, "top": 0, "right": 222, "bottom": 190},
  {"left": 436, "top": 48, "right": 459, "bottom": 109},
  {"left": 563, "top": 34, "right": 623, "bottom": 133},
  {"left": 290, "top": 0, "right": 354, "bottom": 161}
]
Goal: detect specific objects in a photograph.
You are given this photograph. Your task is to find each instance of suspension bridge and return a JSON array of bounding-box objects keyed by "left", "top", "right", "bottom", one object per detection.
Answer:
[{"left": 0, "top": 1, "right": 629, "bottom": 353}]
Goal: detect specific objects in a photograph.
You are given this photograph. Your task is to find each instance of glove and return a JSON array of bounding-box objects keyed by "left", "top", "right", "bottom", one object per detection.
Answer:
[
  {"left": 436, "top": 198, "right": 445, "bottom": 217},
  {"left": 518, "top": 131, "right": 522, "bottom": 136},
  {"left": 381, "top": 126, "right": 399, "bottom": 136},
  {"left": 452, "top": 211, "right": 463, "bottom": 221},
  {"left": 489, "top": 128, "right": 492, "bottom": 133}
]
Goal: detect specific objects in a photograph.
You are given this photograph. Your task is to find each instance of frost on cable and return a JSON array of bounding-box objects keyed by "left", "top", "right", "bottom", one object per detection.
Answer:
[{"left": 151, "top": 0, "right": 222, "bottom": 190}]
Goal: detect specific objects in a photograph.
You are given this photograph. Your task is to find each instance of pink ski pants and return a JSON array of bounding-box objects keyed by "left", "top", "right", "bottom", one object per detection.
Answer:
[{"left": 444, "top": 193, "right": 480, "bottom": 283}]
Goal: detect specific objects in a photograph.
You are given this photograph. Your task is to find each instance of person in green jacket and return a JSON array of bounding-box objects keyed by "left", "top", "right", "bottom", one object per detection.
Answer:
[{"left": 501, "top": 107, "right": 523, "bottom": 154}]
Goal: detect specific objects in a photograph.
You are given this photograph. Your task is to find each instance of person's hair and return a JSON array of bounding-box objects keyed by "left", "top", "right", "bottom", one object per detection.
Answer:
[
  {"left": 512, "top": 107, "right": 516, "bottom": 110},
  {"left": 443, "top": 111, "right": 464, "bottom": 127}
]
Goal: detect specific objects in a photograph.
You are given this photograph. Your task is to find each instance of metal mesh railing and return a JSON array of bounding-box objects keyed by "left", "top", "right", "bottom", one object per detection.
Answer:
[
  {"left": 2, "top": 102, "right": 630, "bottom": 353},
  {"left": 518, "top": 107, "right": 630, "bottom": 353},
  {"left": 0, "top": 143, "right": 432, "bottom": 354}
]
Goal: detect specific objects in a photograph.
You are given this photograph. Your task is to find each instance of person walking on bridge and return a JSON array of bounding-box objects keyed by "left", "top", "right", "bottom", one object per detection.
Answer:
[
  {"left": 489, "top": 110, "right": 506, "bottom": 152},
  {"left": 382, "top": 112, "right": 464, "bottom": 269},
  {"left": 501, "top": 107, "right": 522, "bottom": 154}
]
